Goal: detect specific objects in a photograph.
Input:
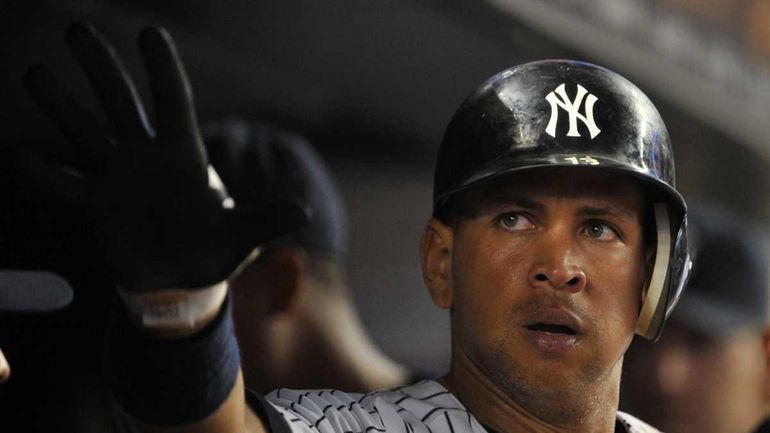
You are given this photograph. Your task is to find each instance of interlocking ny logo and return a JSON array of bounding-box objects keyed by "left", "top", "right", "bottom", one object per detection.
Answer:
[{"left": 545, "top": 83, "right": 601, "bottom": 139}]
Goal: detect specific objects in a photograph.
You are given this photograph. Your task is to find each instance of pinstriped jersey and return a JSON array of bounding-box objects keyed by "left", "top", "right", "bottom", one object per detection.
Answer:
[{"left": 263, "top": 380, "right": 660, "bottom": 433}]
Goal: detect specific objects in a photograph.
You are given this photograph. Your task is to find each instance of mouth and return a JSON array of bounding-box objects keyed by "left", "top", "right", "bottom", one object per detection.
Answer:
[
  {"left": 522, "top": 309, "right": 584, "bottom": 352},
  {"left": 524, "top": 308, "right": 584, "bottom": 335},
  {"left": 525, "top": 323, "right": 576, "bottom": 335}
]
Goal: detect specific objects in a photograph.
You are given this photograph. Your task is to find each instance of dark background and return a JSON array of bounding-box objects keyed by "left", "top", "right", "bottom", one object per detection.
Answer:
[{"left": 0, "top": 1, "right": 768, "bottom": 431}]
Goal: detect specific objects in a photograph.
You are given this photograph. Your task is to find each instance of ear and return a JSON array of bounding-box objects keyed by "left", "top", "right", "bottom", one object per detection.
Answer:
[
  {"left": 262, "top": 246, "right": 307, "bottom": 315},
  {"left": 420, "top": 218, "right": 454, "bottom": 309}
]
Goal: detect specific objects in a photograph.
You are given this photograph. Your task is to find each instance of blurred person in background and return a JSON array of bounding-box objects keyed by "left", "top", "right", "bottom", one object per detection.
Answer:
[
  {"left": 621, "top": 203, "right": 770, "bottom": 433},
  {"left": 205, "top": 119, "right": 411, "bottom": 394}
]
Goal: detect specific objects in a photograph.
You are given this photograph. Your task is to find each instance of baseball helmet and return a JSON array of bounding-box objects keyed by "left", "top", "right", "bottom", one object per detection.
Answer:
[{"left": 433, "top": 59, "right": 690, "bottom": 340}]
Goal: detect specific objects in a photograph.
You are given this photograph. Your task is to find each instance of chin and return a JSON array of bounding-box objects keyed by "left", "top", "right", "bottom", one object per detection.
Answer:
[
  {"left": 486, "top": 352, "right": 578, "bottom": 395},
  {"left": 498, "top": 364, "right": 597, "bottom": 424}
]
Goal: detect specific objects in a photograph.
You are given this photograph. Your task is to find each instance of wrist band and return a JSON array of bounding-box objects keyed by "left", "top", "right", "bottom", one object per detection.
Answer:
[
  {"left": 108, "top": 295, "right": 241, "bottom": 425},
  {"left": 117, "top": 281, "right": 228, "bottom": 330}
]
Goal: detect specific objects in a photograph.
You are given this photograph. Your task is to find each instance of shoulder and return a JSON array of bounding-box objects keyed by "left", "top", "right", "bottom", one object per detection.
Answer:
[
  {"left": 264, "top": 380, "right": 487, "bottom": 433},
  {"left": 616, "top": 411, "right": 663, "bottom": 433}
]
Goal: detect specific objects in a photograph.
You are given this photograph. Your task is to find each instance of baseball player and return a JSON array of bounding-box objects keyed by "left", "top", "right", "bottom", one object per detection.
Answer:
[
  {"left": 204, "top": 118, "right": 410, "bottom": 393},
  {"left": 23, "top": 24, "right": 689, "bottom": 433}
]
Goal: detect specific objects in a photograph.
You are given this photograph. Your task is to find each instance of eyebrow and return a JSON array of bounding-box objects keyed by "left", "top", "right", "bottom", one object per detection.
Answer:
[
  {"left": 481, "top": 192, "right": 638, "bottom": 220},
  {"left": 480, "top": 192, "right": 547, "bottom": 213},
  {"left": 577, "top": 205, "right": 637, "bottom": 220}
]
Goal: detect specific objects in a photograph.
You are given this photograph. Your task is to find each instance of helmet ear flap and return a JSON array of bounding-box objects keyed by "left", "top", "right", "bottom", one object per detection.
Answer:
[{"left": 635, "top": 203, "right": 672, "bottom": 340}]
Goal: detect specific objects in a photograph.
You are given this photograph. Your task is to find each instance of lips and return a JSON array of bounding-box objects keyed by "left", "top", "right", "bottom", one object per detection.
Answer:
[
  {"left": 522, "top": 308, "right": 584, "bottom": 352},
  {"left": 527, "top": 323, "right": 576, "bottom": 335},
  {"left": 524, "top": 308, "right": 584, "bottom": 336}
]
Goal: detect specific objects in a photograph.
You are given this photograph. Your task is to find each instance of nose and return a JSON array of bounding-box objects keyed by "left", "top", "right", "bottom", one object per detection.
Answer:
[{"left": 528, "top": 230, "right": 586, "bottom": 293}]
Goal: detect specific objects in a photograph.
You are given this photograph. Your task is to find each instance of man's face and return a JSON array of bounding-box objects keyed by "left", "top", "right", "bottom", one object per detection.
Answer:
[
  {"left": 623, "top": 322, "right": 768, "bottom": 433},
  {"left": 432, "top": 167, "right": 648, "bottom": 417}
]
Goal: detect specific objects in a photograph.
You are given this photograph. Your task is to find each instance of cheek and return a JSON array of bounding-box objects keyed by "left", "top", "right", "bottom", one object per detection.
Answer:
[
  {"left": 452, "top": 234, "right": 532, "bottom": 345},
  {"left": 588, "top": 240, "right": 645, "bottom": 297},
  {"left": 584, "top": 245, "right": 645, "bottom": 347}
]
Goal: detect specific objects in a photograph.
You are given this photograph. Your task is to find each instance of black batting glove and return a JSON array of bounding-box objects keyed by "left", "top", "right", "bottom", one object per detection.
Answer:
[{"left": 20, "top": 23, "right": 306, "bottom": 291}]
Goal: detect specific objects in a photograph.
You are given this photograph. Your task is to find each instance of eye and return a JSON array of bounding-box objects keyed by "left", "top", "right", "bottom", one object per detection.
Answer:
[
  {"left": 583, "top": 221, "right": 619, "bottom": 241},
  {"left": 495, "top": 212, "right": 535, "bottom": 232}
]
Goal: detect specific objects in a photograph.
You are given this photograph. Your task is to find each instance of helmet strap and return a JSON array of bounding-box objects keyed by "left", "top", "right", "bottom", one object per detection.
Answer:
[{"left": 635, "top": 203, "right": 671, "bottom": 339}]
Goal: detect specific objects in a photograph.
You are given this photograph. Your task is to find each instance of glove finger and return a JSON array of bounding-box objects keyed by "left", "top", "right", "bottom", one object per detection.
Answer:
[
  {"left": 138, "top": 27, "right": 201, "bottom": 148},
  {"left": 137, "top": 26, "right": 211, "bottom": 189},
  {"left": 23, "top": 64, "right": 112, "bottom": 173},
  {"left": 66, "top": 22, "right": 152, "bottom": 141},
  {"left": 204, "top": 120, "right": 277, "bottom": 203},
  {"left": 12, "top": 148, "right": 87, "bottom": 205},
  {"left": 203, "top": 120, "right": 245, "bottom": 194},
  {"left": 212, "top": 200, "right": 307, "bottom": 282}
]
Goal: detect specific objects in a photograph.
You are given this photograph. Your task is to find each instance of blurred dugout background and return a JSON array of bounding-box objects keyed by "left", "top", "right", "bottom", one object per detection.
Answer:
[{"left": 0, "top": 0, "right": 768, "bottom": 430}]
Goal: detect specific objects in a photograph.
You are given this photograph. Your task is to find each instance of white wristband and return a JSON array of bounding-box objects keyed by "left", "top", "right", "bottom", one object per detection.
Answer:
[{"left": 117, "top": 282, "right": 228, "bottom": 331}]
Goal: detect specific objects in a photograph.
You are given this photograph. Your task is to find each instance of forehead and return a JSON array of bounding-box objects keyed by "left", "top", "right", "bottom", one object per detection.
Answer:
[{"left": 460, "top": 167, "right": 646, "bottom": 214}]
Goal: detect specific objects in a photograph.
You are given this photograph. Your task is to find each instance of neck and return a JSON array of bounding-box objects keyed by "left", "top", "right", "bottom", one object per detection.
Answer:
[
  {"left": 259, "top": 286, "right": 409, "bottom": 393},
  {"left": 302, "top": 286, "right": 410, "bottom": 391},
  {"left": 441, "top": 346, "right": 619, "bottom": 433}
]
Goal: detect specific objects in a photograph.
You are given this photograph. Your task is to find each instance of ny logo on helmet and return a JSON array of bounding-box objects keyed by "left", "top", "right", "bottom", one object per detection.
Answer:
[{"left": 544, "top": 83, "right": 601, "bottom": 139}]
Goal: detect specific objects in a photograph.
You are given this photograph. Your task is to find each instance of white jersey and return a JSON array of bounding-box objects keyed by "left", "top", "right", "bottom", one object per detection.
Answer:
[{"left": 263, "top": 380, "right": 660, "bottom": 433}]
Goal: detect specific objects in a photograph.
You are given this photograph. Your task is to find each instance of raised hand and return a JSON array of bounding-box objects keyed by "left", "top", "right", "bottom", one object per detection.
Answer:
[{"left": 21, "top": 23, "right": 306, "bottom": 291}]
